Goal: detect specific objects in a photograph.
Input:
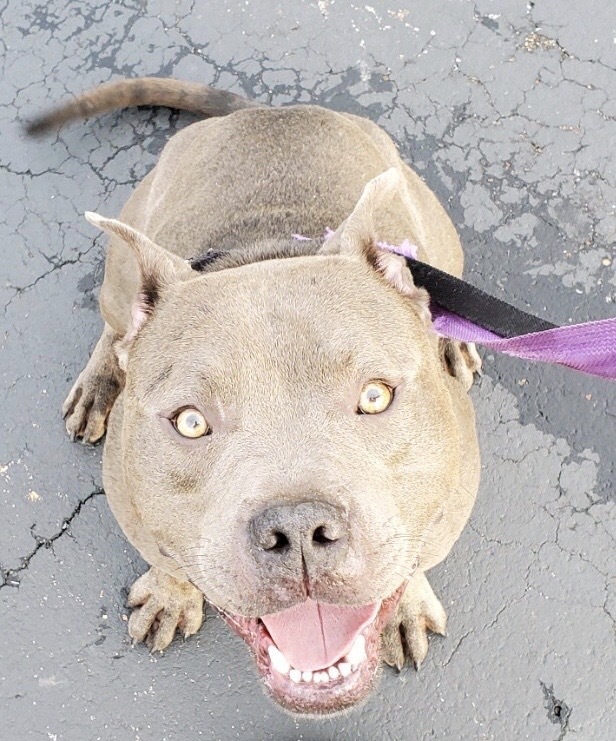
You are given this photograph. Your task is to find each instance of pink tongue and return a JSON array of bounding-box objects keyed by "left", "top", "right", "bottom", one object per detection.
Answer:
[{"left": 261, "top": 598, "right": 380, "bottom": 672}]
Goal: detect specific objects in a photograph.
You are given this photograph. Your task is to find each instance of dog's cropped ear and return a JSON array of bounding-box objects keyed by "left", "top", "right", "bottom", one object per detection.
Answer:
[
  {"left": 85, "top": 212, "right": 194, "bottom": 367},
  {"left": 327, "top": 168, "right": 431, "bottom": 326}
]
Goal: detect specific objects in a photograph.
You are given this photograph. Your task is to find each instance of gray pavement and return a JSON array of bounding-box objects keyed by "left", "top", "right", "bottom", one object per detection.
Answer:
[{"left": 1, "top": 1, "right": 615, "bottom": 739}]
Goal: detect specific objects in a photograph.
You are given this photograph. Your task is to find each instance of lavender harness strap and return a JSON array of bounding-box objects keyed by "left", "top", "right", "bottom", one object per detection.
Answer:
[{"left": 381, "top": 240, "right": 616, "bottom": 380}]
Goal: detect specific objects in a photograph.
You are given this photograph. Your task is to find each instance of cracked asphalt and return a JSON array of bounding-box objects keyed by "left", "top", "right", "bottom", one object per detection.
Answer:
[{"left": 1, "top": 1, "right": 615, "bottom": 739}]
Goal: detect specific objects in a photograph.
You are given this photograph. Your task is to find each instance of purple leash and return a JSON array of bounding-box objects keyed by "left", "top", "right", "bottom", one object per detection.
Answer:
[
  {"left": 431, "top": 312, "right": 616, "bottom": 380},
  {"left": 381, "top": 240, "right": 616, "bottom": 380}
]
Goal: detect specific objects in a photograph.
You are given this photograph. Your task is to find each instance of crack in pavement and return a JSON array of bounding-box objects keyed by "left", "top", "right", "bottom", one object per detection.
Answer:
[
  {"left": 0, "top": 488, "right": 104, "bottom": 591},
  {"left": 540, "top": 681, "right": 572, "bottom": 740},
  {"left": 2, "top": 238, "right": 101, "bottom": 315}
]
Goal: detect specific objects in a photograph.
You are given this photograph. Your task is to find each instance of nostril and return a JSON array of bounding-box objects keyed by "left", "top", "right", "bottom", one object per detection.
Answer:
[
  {"left": 312, "top": 525, "right": 339, "bottom": 545},
  {"left": 264, "top": 530, "right": 290, "bottom": 551}
]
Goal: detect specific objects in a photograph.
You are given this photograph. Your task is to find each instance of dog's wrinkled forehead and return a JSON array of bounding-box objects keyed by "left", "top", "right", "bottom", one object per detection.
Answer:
[{"left": 130, "top": 255, "right": 432, "bottom": 404}]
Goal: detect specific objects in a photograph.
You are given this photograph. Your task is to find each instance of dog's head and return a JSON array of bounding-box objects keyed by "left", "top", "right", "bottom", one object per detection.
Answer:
[{"left": 89, "top": 169, "right": 479, "bottom": 714}]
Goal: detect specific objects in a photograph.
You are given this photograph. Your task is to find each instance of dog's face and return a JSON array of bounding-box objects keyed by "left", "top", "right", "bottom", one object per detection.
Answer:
[{"left": 89, "top": 172, "right": 476, "bottom": 714}]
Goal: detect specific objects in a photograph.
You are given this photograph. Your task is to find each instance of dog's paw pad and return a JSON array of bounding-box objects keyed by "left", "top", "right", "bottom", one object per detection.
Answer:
[
  {"left": 381, "top": 573, "right": 447, "bottom": 671},
  {"left": 127, "top": 568, "right": 204, "bottom": 652}
]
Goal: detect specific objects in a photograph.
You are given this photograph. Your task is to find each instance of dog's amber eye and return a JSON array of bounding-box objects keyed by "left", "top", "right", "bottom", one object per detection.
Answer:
[
  {"left": 357, "top": 381, "right": 393, "bottom": 414},
  {"left": 173, "top": 408, "right": 210, "bottom": 438}
]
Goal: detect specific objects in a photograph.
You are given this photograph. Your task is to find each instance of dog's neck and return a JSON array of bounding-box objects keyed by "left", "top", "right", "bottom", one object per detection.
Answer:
[{"left": 189, "top": 237, "right": 323, "bottom": 273}]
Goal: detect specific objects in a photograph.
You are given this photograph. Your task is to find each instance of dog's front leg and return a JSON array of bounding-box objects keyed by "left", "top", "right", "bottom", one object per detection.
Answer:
[
  {"left": 127, "top": 567, "right": 205, "bottom": 652},
  {"left": 62, "top": 323, "right": 124, "bottom": 443},
  {"left": 380, "top": 572, "right": 448, "bottom": 670}
]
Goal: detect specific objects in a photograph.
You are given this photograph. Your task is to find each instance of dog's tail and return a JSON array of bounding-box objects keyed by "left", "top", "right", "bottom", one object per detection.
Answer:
[{"left": 25, "top": 77, "right": 260, "bottom": 136}]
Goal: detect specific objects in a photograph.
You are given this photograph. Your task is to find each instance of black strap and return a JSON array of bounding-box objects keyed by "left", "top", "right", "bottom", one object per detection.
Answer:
[{"left": 406, "top": 259, "right": 558, "bottom": 339}]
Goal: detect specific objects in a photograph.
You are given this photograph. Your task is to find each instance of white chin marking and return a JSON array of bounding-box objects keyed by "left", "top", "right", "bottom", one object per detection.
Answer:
[{"left": 267, "top": 633, "right": 368, "bottom": 685}]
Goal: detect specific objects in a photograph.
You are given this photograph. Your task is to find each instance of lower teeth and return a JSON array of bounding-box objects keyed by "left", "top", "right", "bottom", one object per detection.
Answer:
[
  {"left": 267, "top": 635, "right": 365, "bottom": 683},
  {"left": 289, "top": 669, "right": 301, "bottom": 683}
]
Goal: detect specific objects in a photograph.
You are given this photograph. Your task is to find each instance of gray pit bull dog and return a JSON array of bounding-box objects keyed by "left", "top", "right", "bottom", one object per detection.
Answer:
[{"left": 29, "top": 78, "right": 482, "bottom": 715}]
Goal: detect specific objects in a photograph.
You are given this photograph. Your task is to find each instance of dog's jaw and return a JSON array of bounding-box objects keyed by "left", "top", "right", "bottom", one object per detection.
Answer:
[{"left": 215, "top": 583, "right": 406, "bottom": 715}]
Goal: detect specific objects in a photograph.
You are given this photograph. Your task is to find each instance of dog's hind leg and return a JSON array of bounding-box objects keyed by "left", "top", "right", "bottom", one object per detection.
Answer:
[{"left": 62, "top": 323, "right": 123, "bottom": 443}]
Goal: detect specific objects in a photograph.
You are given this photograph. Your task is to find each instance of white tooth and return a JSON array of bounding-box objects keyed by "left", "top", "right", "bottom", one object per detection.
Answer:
[
  {"left": 314, "top": 671, "right": 329, "bottom": 683},
  {"left": 328, "top": 666, "right": 340, "bottom": 680},
  {"left": 289, "top": 669, "right": 301, "bottom": 683},
  {"left": 301, "top": 671, "right": 313, "bottom": 682},
  {"left": 338, "top": 662, "right": 352, "bottom": 677},
  {"left": 345, "top": 634, "right": 367, "bottom": 667},
  {"left": 268, "top": 646, "right": 290, "bottom": 675}
]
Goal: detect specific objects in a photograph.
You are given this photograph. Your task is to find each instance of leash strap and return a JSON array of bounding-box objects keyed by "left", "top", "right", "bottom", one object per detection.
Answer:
[
  {"left": 403, "top": 259, "right": 557, "bottom": 338},
  {"left": 387, "top": 247, "right": 616, "bottom": 380}
]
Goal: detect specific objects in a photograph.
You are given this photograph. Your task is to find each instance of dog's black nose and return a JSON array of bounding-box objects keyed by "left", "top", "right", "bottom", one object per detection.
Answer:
[{"left": 249, "top": 501, "right": 348, "bottom": 569}]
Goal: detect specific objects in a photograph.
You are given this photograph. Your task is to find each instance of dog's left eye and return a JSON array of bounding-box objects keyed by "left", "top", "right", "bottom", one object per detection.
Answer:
[
  {"left": 173, "top": 408, "right": 210, "bottom": 438},
  {"left": 357, "top": 381, "right": 393, "bottom": 414}
]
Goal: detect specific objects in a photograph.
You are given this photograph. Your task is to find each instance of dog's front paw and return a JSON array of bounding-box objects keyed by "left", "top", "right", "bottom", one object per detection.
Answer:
[
  {"left": 63, "top": 327, "right": 124, "bottom": 443},
  {"left": 127, "top": 567, "right": 204, "bottom": 652},
  {"left": 381, "top": 572, "right": 447, "bottom": 670},
  {"left": 63, "top": 368, "right": 121, "bottom": 443},
  {"left": 440, "top": 339, "right": 482, "bottom": 391}
]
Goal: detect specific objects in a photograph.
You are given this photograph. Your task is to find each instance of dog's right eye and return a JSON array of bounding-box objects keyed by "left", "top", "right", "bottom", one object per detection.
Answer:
[
  {"left": 173, "top": 408, "right": 210, "bottom": 438},
  {"left": 357, "top": 381, "right": 394, "bottom": 415}
]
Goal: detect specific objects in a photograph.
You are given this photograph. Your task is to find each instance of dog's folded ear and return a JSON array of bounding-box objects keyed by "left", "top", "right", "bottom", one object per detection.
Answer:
[
  {"left": 85, "top": 212, "right": 194, "bottom": 366},
  {"left": 325, "top": 168, "right": 431, "bottom": 326}
]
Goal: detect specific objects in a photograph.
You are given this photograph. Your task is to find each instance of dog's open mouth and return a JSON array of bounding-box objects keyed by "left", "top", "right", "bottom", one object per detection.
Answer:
[{"left": 217, "top": 583, "right": 406, "bottom": 715}]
